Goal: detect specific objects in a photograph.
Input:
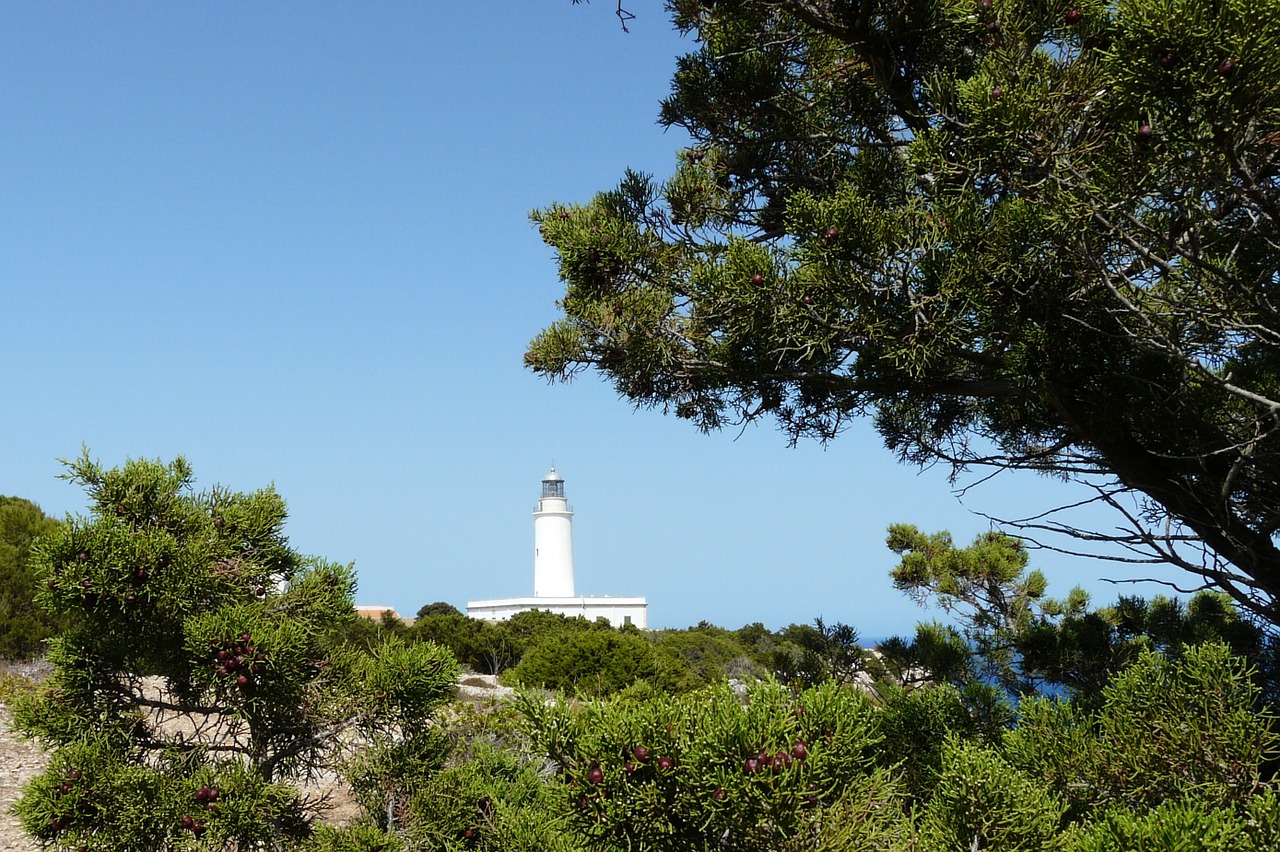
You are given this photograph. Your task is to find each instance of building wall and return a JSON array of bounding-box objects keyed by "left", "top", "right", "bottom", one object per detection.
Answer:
[{"left": 466, "top": 596, "right": 648, "bottom": 629}]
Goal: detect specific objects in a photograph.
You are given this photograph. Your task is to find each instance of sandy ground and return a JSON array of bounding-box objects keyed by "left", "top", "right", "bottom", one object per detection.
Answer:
[{"left": 0, "top": 705, "right": 49, "bottom": 851}]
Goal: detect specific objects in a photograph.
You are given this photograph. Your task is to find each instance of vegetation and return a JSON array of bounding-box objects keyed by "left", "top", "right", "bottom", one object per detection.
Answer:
[
  {"left": 9, "top": 453, "right": 458, "bottom": 851},
  {"left": 8, "top": 454, "right": 1280, "bottom": 850},
  {"left": 533, "top": 0, "right": 1280, "bottom": 624},
  {"left": 0, "top": 496, "right": 63, "bottom": 658}
]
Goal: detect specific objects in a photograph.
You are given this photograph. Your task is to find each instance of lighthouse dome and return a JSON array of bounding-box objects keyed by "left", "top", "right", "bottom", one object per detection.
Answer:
[{"left": 541, "top": 467, "right": 566, "bottom": 500}]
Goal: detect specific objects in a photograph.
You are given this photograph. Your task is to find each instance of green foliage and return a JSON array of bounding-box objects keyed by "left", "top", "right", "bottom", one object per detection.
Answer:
[
  {"left": 510, "top": 628, "right": 658, "bottom": 697},
  {"left": 9, "top": 452, "right": 459, "bottom": 850},
  {"left": 1005, "top": 643, "right": 1279, "bottom": 819},
  {"left": 880, "top": 525, "right": 1275, "bottom": 707},
  {"left": 873, "top": 683, "right": 983, "bottom": 805},
  {"left": 916, "top": 738, "right": 1067, "bottom": 852},
  {"left": 306, "top": 823, "right": 405, "bottom": 852},
  {"left": 412, "top": 611, "right": 520, "bottom": 675},
  {"left": 885, "top": 524, "right": 1087, "bottom": 697},
  {"left": 417, "top": 600, "right": 463, "bottom": 619},
  {"left": 1073, "top": 799, "right": 1252, "bottom": 852},
  {"left": 0, "top": 496, "right": 63, "bottom": 658},
  {"left": 649, "top": 622, "right": 765, "bottom": 692},
  {"left": 518, "top": 679, "right": 882, "bottom": 851},
  {"left": 404, "top": 741, "right": 583, "bottom": 852},
  {"left": 532, "top": 0, "right": 1280, "bottom": 622}
]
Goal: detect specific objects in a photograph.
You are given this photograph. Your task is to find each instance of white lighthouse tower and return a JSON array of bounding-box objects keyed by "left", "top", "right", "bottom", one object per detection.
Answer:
[
  {"left": 533, "top": 467, "right": 575, "bottom": 597},
  {"left": 465, "top": 467, "right": 648, "bottom": 629}
]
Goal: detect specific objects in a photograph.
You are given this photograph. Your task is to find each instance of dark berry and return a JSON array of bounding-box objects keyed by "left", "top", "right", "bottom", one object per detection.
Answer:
[
  {"left": 1217, "top": 58, "right": 1236, "bottom": 76},
  {"left": 1064, "top": 8, "right": 1083, "bottom": 25}
]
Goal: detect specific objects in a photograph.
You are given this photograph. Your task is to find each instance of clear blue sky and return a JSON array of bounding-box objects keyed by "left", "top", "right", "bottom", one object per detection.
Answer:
[{"left": 2, "top": 3, "right": 1158, "bottom": 636}]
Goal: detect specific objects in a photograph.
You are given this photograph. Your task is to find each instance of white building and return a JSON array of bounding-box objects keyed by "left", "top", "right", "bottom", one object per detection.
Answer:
[{"left": 467, "top": 468, "right": 648, "bottom": 629}]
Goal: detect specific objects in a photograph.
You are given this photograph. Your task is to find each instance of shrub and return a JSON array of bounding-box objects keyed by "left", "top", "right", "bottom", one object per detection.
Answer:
[
  {"left": 1005, "top": 643, "right": 1279, "bottom": 818},
  {"left": 916, "top": 738, "right": 1067, "bottom": 852},
  {"left": 518, "top": 679, "right": 884, "bottom": 851},
  {"left": 10, "top": 453, "right": 459, "bottom": 851}
]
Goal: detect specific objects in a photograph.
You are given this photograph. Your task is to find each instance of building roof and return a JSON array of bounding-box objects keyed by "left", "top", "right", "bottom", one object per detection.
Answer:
[{"left": 542, "top": 467, "right": 563, "bottom": 482}]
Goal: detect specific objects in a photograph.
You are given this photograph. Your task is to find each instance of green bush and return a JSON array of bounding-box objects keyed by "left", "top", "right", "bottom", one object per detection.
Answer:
[
  {"left": 518, "top": 679, "right": 884, "bottom": 851},
  {"left": 510, "top": 629, "right": 658, "bottom": 696},
  {"left": 10, "top": 453, "right": 460, "bottom": 850},
  {"left": 916, "top": 738, "right": 1067, "bottom": 852},
  {"left": 0, "top": 496, "right": 63, "bottom": 658},
  {"left": 404, "top": 741, "right": 582, "bottom": 852},
  {"left": 1005, "top": 643, "right": 1279, "bottom": 817},
  {"left": 873, "top": 683, "right": 982, "bottom": 804}
]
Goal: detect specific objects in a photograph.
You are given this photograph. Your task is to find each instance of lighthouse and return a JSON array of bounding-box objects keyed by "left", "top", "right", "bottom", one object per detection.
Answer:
[
  {"left": 533, "top": 467, "right": 575, "bottom": 597},
  {"left": 465, "top": 467, "right": 648, "bottom": 628}
]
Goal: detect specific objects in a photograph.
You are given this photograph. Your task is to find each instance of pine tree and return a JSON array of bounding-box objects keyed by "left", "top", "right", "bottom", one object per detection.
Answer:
[{"left": 530, "top": 0, "right": 1280, "bottom": 622}]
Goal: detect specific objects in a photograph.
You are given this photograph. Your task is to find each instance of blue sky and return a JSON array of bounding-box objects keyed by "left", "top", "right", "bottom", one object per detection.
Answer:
[{"left": 2, "top": 3, "right": 1159, "bottom": 636}]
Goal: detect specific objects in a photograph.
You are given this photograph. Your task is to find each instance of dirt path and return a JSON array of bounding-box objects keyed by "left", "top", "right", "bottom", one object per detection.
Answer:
[{"left": 0, "top": 706, "right": 49, "bottom": 852}]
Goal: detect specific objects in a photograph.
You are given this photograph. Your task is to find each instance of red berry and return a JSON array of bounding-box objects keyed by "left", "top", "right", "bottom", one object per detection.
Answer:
[
  {"left": 712, "top": 787, "right": 726, "bottom": 801},
  {"left": 1217, "top": 58, "right": 1236, "bottom": 76},
  {"left": 1137, "top": 124, "right": 1154, "bottom": 142},
  {"left": 657, "top": 756, "right": 675, "bottom": 771},
  {"left": 791, "top": 741, "right": 809, "bottom": 761},
  {"left": 236, "top": 674, "right": 250, "bottom": 687},
  {"left": 743, "top": 757, "right": 760, "bottom": 774},
  {"left": 181, "top": 816, "right": 195, "bottom": 830},
  {"left": 823, "top": 226, "right": 839, "bottom": 240},
  {"left": 633, "top": 745, "right": 650, "bottom": 762},
  {"left": 624, "top": 762, "right": 635, "bottom": 774},
  {"left": 751, "top": 273, "right": 765, "bottom": 285},
  {"left": 587, "top": 766, "right": 604, "bottom": 785},
  {"left": 801, "top": 294, "right": 813, "bottom": 304},
  {"left": 1064, "top": 8, "right": 1083, "bottom": 25},
  {"left": 991, "top": 86, "right": 1004, "bottom": 100}
]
